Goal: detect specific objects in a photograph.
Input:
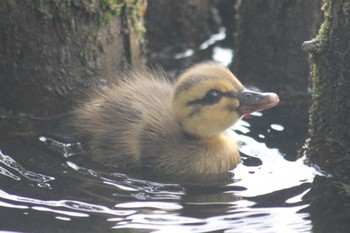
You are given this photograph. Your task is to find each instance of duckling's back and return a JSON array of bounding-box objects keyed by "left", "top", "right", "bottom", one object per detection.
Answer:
[{"left": 72, "top": 70, "right": 175, "bottom": 168}]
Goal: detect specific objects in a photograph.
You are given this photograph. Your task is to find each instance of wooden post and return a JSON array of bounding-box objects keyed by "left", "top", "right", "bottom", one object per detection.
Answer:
[
  {"left": 0, "top": 0, "right": 145, "bottom": 117},
  {"left": 305, "top": 0, "right": 350, "bottom": 181}
]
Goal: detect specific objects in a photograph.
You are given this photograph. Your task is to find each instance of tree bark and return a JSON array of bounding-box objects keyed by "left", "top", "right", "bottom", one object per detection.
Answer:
[
  {"left": 306, "top": 0, "right": 350, "bottom": 181},
  {"left": 308, "top": 176, "right": 350, "bottom": 233},
  {"left": 233, "top": 0, "right": 322, "bottom": 97},
  {"left": 0, "top": 0, "right": 145, "bottom": 117}
]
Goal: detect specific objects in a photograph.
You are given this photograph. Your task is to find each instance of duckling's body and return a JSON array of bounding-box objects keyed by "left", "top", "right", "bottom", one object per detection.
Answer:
[{"left": 72, "top": 62, "right": 279, "bottom": 175}]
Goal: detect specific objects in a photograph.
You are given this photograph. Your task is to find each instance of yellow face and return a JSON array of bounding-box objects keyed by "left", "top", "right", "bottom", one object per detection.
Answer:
[{"left": 172, "top": 62, "right": 244, "bottom": 137}]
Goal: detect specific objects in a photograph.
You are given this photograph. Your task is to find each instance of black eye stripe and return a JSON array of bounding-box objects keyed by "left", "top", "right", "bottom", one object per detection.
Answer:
[
  {"left": 187, "top": 90, "right": 238, "bottom": 106},
  {"left": 202, "top": 90, "right": 222, "bottom": 105},
  {"left": 223, "top": 91, "right": 238, "bottom": 98}
]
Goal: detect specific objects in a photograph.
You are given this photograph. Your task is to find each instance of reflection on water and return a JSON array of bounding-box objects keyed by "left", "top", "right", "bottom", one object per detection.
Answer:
[
  {"left": 0, "top": 150, "right": 54, "bottom": 182},
  {"left": 0, "top": 104, "right": 320, "bottom": 233}
]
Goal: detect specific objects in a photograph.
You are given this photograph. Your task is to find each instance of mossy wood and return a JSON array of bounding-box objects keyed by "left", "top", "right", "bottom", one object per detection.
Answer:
[
  {"left": 308, "top": 0, "right": 350, "bottom": 181},
  {"left": 0, "top": 0, "right": 145, "bottom": 117}
]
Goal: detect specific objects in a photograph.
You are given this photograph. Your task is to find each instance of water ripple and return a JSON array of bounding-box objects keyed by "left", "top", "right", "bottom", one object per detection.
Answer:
[
  {"left": 0, "top": 188, "right": 135, "bottom": 217},
  {"left": 0, "top": 150, "right": 54, "bottom": 183}
]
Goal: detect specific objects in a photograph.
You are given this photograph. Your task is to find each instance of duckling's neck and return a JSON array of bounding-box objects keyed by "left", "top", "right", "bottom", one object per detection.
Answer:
[
  {"left": 202, "top": 133, "right": 235, "bottom": 149},
  {"left": 177, "top": 120, "right": 235, "bottom": 147},
  {"left": 177, "top": 127, "right": 240, "bottom": 173},
  {"left": 182, "top": 131, "right": 200, "bottom": 141},
  {"left": 200, "top": 133, "right": 241, "bottom": 173},
  {"left": 181, "top": 129, "right": 218, "bottom": 140},
  {"left": 182, "top": 129, "right": 236, "bottom": 152}
]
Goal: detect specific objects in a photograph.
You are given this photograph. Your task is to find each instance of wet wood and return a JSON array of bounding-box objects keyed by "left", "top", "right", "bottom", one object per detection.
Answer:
[
  {"left": 232, "top": 0, "right": 323, "bottom": 97},
  {"left": 307, "top": 0, "right": 350, "bottom": 181},
  {"left": 0, "top": 0, "right": 140, "bottom": 117}
]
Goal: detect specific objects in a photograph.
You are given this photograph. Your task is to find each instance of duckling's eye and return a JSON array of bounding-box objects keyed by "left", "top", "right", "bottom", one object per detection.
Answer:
[{"left": 202, "top": 89, "right": 222, "bottom": 105}]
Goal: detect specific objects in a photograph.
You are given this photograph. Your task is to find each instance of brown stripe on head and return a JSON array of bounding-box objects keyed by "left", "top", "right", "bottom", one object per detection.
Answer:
[
  {"left": 171, "top": 62, "right": 244, "bottom": 137},
  {"left": 173, "top": 62, "right": 244, "bottom": 100}
]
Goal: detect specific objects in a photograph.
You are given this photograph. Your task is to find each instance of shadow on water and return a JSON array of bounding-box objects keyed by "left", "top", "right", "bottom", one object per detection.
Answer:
[{"left": 1, "top": 28, "right": 349, "bottom": 233}]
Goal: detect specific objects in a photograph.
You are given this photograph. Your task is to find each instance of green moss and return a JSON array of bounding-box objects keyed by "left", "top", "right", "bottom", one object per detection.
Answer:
[
  {"left": 308, "top": 0, "right": 330, "bottom": 137},
  {"left": 100, "top": 0, "right": 125, "bottom": 26},
  {"left": 308, "top": 62, "right": 319, "bottom": 137},
  {"left": 99, "top": 0, "right": 146, "bottom": 41},
  {"left": 311, "top": 1, "right": 330, "bottom": 50},
  {"left": 316, "top": 19, "right": 329, "bottom": 41},
  {"left": 127, "top": 0, "right": 146, "bottom": 41},
  {"left": 101, "top": 0, "right": 125, "bottom": 15}
]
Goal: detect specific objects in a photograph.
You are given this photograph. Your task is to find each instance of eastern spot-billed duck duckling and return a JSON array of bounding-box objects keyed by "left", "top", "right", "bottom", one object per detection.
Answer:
[{"left": 72, "top": 62, "right": 279, "bottom": 175}]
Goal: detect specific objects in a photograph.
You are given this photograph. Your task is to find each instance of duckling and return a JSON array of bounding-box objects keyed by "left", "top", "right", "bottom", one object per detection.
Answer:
[{"left": 71, "top": 62, "right": 279, "bottom": 175}]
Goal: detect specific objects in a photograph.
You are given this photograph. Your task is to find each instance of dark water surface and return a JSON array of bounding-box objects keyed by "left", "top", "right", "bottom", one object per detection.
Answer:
[
  {"left": 1, "top": 27, "right": 348, "bottom": 233},
  {"left": 0, "top": 103, "right": 318, "bottom": 233}
]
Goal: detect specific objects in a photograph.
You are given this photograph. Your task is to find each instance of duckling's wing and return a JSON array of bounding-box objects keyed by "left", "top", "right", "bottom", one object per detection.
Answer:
[{"left": 72, "top": 73, "right": 175, "bottom": 168}]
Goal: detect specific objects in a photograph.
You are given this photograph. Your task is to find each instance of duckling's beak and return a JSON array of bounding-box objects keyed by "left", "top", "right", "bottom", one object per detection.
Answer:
[{"left": 238, "top": 89, "right": 279, "bottom": 115}]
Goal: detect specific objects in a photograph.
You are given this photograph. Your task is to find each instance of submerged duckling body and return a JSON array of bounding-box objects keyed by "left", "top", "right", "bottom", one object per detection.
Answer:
[{"left": 72, "top": 62, "right": 279, "bottom": 175}]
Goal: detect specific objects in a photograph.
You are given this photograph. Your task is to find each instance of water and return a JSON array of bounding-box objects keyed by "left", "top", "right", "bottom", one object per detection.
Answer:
[
  {"left": 0, "top": 102, "right": 319, "bottom": 233},
  {"left": 1, "top": 27, "right": 348, "bottom": 233}
]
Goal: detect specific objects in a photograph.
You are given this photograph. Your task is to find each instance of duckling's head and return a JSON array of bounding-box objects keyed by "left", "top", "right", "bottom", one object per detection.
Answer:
[{"left": 172, "top": 62, "right": 279, "bottom": 137}]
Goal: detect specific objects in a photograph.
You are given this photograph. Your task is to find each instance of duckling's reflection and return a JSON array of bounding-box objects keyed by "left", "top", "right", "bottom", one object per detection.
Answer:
[{"left": 67, "top": 161, "right": 242, "bottom": 218}]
